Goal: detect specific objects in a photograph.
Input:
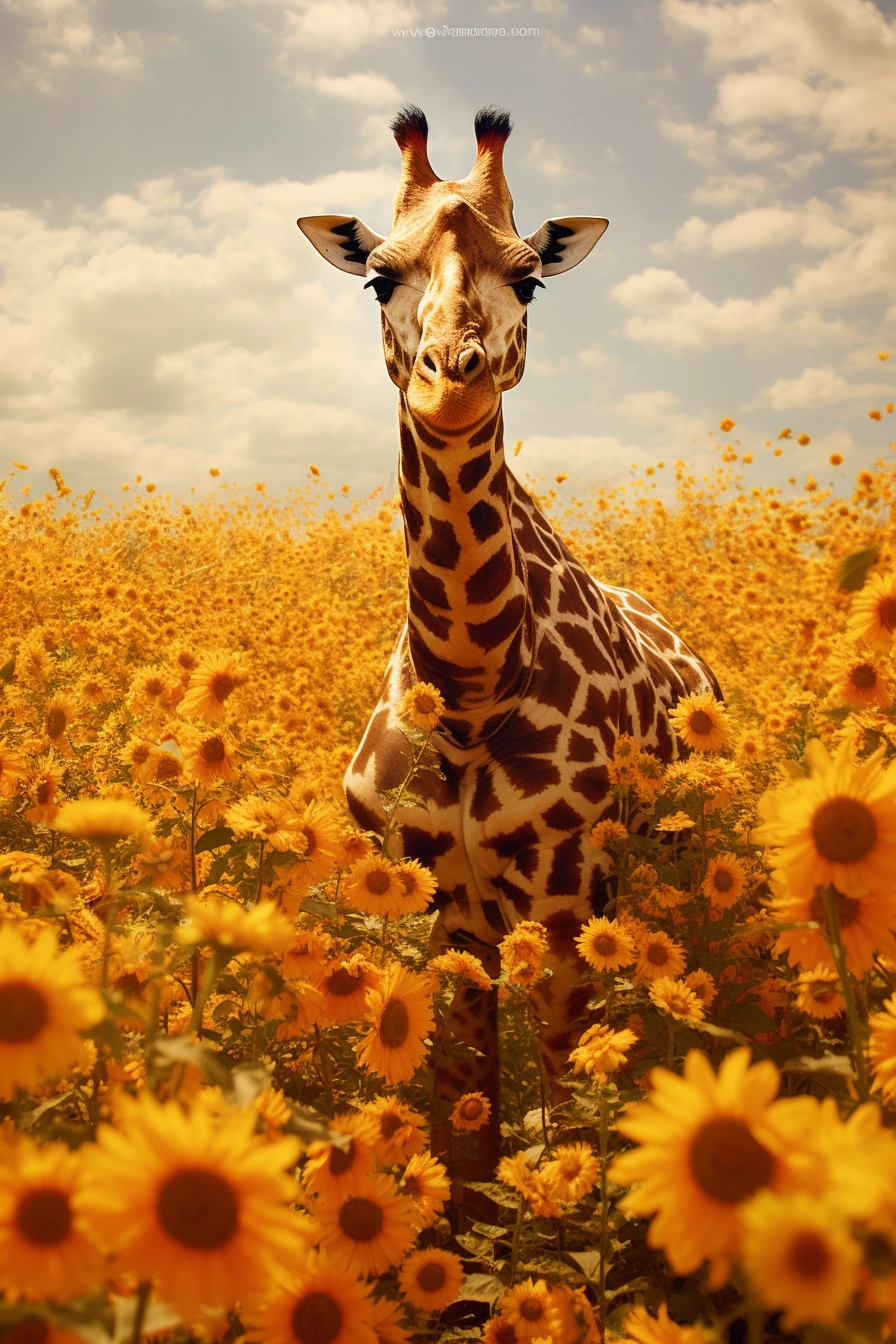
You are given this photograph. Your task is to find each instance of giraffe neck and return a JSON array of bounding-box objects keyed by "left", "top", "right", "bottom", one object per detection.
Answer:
[{"left": 397, "top": 392, "right": 534, "bottom": 742}]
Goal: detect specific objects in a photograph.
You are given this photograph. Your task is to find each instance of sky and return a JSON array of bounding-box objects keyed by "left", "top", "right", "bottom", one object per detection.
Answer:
[{"left": 0, "top": 0, "right": 895, "bottom": 505}]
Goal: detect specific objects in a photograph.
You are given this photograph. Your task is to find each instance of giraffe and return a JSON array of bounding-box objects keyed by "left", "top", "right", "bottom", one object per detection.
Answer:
[{"left": 298, "top": 105, "right": 721, "bottom": 1198}]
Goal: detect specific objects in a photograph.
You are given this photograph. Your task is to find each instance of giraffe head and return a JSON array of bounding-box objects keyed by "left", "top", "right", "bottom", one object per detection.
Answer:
[{"left": 299, "top": 107, "right": 608, "bottom": 436}]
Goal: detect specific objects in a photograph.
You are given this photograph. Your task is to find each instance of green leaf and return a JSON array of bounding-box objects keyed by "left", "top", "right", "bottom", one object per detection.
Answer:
[
  {"left": 20, "top": 1091, "right": 74, "bottom": 1129},
  {"left": 0, "top": 657, "right": 14, "bottom": 684},
  {"left": 460, "top": 1274, "right": 505, "bottom": 1305},
  {"left": 693, "top": 1020, "right": 750, "bottom": 1045},
  {"left": 782, "top": 1052, "right": 854, "bottom": 1077},
  {"left": 194, "top": 826, "right": 235, "bottom": 854},
  {"left": 567, "top": 1250, "right": 602, "bottom": 1282},
  {"left": 837, "top": 546, "right": 879, "bottom": 592}
]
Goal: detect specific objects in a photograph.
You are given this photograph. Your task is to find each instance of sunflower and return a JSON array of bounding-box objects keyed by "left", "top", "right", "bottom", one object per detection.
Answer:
[
  {"left": 869, "top": 996, "right": 896, "bottom": 1106},
  {"left": 620, "top": 1304, "right": 706, "bottom": 1344},
  {"left": 399, "top": 1152, "right": 450, "bottom": 1227},
  {"left": 338, "top": 829, "right": 373, "bottom": 868},
  {"left": 610, "top": 1047, "right": 824, "bottom": 1284},
  {"left": 277, "top": 800, "right": 343, "bottom": 908},
  {"left": 427, "top": 949, "right": 492, "bottom": 990},
  {"left": 43, "top": 695, "right": 76, "bottom": 745},
  {"left": 499, "top": 920, "right": 550, "bottom": 986},
  {"left": 244, "top": 1253, "right": 377, "bottom": 1344},
  {"left": 53, "top": 797, "right": 151, "bottom": 845},
  {"left": 836, "top": 657, "right": 892, "bottom": 710},
  {"left": 0, "top": 1136, "right": 106, "bottom": 1300},
  {"left": 568, "top": 1023, "right": 638, "bottom": 1080},
  {"left": 635, "top": 930, "right": 688, "bottom": 982},
  {"left": 753, "top": 738, "right": 896, "bottom": 897},
  {"left": 179, "top": 652, "right": 247, "bottom": 721},
  {"left": 359, "top": 1097, "right": 427, "bottom": 1165},
  {"left": 372, "top": 1297, "right": 413, "bottom": 1344},
  {"left": 342, "top": 854, "right": 405, "bottom": 918},
  {"left": 398, "top": 1246, "right": 463, "bottom": 1312},
  {"left": 24, "top": 756, "right": 65, "bottom": 826},
  {"left": 495, "top": 1153, "right": 561, "bottom": 1219},
  {"left": 654, "top": 811, "right": 696, "bottom": 833},
  {"left": 684, "top": 970, "right": 717, "bottom": 1010},
  {"left": 356, "top": 963, "right": 435, "bottom": 1085},
  {"left": 768, "top": 872, "right": 896, "bottom": 976},
  {"left": 589, "top": 818, "right": 628, "bottom": 848},
  {"left": 317, "top": 955, "right": 382, "bottom": 1024},
  {"left": 315, "top": 1172, "right": 416, "bottom": 1277},
  {"left": 541, "top": 1143, "right": 599, "bottom": 1203},
  {"left": 75, "top": 1092, "right": 303, "bottom": 1318},
  {"left": 497, "top": 1278, "right": 563, "bottom": 1342},
  {"left": 649, "top": 977, "right": 705, "bottom": 1023},
  {"left": 847, "top": 571, "right": 896, "bottom": 651},
  {"left": 0, "top": 746, "right": 29, "bottom": 799},
  {"left": 575, "top": 916, "right": 636, "bottom": 973},
  {"left": 399, "top": 681, "right": 446, "bottom": 731},
  {"left": 740, "top": 1191, "right": 860, "bottom": 1328},
  {"left": 793, "top": 964, "right": 845, "bottom": 1020},
  {"left": 225, "top": 795, "right": 307, "bottom": 853},
  {"left": 700, "top": 853, "right": 748, "bottom": 910},
  {"left": 549, "top": 1285, "right": 601, "bottom": 1344},
  {"left": 302, "top": 1111, "right": 377, "bottom": 1199},
  {"left": 0, "top": 925, "right": 103, "bottom": 1100},
  {"left": 393, "top": 859, "right": 437, "bottom": 914},
  {"left": 450, "top": 1091, "right": 491, "bottom": 1131},
  {"left": 183, "top": 729, "right": 239, "bottom": 785},
  {"left": 669, "top": 691, "right": 729, "bottom": 753},
  {"left": 176, "top": 893, "right": 295, "bottom": 956},
  {"left": 127, "top": 665, "right": 179, "bottom": 717}
]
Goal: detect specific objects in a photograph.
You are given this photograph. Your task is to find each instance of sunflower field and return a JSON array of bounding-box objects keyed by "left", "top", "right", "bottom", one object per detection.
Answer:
[{"left": 3, "top": 421, "right": 896, "bottom": 1344}]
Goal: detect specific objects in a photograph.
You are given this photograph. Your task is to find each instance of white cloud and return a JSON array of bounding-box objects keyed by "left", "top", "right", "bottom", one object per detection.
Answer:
[
  {"left": 752, "top": 365, "right": 892, "bottom": 410},
  {"left": 690, "top": 173, "right": 771, "bottom": 209},
  {"left": 653, "top": 201, "right": 852, "bottom": 256},
  {"left": 658, "top": 117, "right": 719, "bottom": 166},
  {"left": 301, "top": 70, "right": 402, "bottom": 104},
  {"left": 205, "top": 0, "right": 420, "bottom": 56},
  {"left": 511, "top": 434, "right": 645, "bottom": 488},
  {"left": 0, "top": 168, "right": 400, "bottom": 494},
  {"left": 578, "top": 24, "right": 604, "bottom": 43},
  {"left": 3, "top": 0, "right": 142, "bottom": 90},
  {"left": 526, "top": 136, "right": 574, "bottom": 181}
]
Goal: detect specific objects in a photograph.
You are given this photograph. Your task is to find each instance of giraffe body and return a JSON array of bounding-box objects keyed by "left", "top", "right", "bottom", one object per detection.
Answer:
[{"left": 298, "top": 106, "right": 720, "bottom": 1190}]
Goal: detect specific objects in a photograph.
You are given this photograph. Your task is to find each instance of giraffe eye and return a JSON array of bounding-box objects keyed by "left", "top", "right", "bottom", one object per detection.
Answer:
[
  {"left": 511, "top": 277, "right": 545, "bottom": 305},
  {"left": 364, "top": 276, "right": 398, "bottom": 305}
]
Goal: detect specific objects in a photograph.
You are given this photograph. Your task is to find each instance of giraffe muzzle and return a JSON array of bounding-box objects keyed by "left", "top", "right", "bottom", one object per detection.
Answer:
[
  {"left": 415, "top": 341, "right": 488, "bottom": 387},
  {"left": 408, "top": 341, "right": 497, "bottom": 433}
]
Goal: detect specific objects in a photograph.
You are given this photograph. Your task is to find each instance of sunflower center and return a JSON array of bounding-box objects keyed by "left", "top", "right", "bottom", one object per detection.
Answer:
[
  {"left": 399, "top": 872, "right": 416, "bottom": 895},
  {"left": 211, "top": 672, "right": 236, "bottom": 704},
  {"left": 519, "top": 1298, "right": 545, "bottom": 1322},
  {"left": 646, "top": 943, "right": 669, "bottom": 966},
  {"left": 15, "top": 1188, "right": 72, "bottom": 1245},
  {"left": 594, "top": 934, "right": 617, "bottom": 956},
  {"left": 878, "top": 596, "right": 896, "bottom": 633},
  {"left": 329, "top": 1138, "right": 356, "bottom": 1177},
  {"left": 713, "top": 869, "right": 734, "bottom": 892},
  {"left": 326, "top": 968, "right": 363, "bottom": 997},
  {"left": 156, "top": 754, "right": 182, "bottom": 781},
  {"left": 788, "top": 1230, "right": 831, "bottom": 1280},
  {"left": 156, "top": 1167, "right": 240, "bottom": 1249},
  {"left": 808, "top": 886, "right": 862, "bottom": 930},
  {"left": 689, "top": 710, "right": 714, "bottom": 735},
  {"left": 365, "top": 870, "right": 392, "bottom": 896},
  {"left": 46, "top": 709, "right": 67, "bottom": 738},
  {"left": 379, "top": 1000, "right": 410, "bottom": 1049},
  {"left": 338, "top": 1195, "right": 384, "bottom": 1242},
  {"left": 379, "top": 1113, "right": 403, "bottom": 1139},
  {"left": 145, "top": 678, "right": 164, "bottom": 697},
  {"left": 688, "top": 1115, "right": 775, "bottom": 1204},
  {"left": 201, "top": 737, "right": 226, "bottom": 764},
  {"left": 415, "top": 694, "right": 437, "bottom": 715},
  {"left": 36, "top": 780, "right": 52, "bottom": 804},
  {"left": 461, "top": 1098, "right": 483, "bottom": 1120},
  {"left": 417, "top": 1261, "right": 447, "bottom": 1293},
  {"left": 0, "top": 982, "right": 49, "bottom": 1043},
  {"left": 811, "top": 796, "right": 877, "bottom": 865},
  {"left": 850, "top": 663, "right": 878, "bottom": 690},
  {"left": 291, "top": 1292, "right": 343, "bottom": 1344}
]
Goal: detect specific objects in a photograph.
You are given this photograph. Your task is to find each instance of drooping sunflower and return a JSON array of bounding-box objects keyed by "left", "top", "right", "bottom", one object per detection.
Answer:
[
  {"left": 635, "top": 930, "right": 688, "bottom": 982},
  {"left": 610, "top": 1047, "right": 824, "bottom": 1284},
  {"left": 847, "top": 571, "right": 896, "bottom": 651},
  {"left": 499, "top": 920, "right": 550, "bottom": 986},
  {"left": 0, "top": 1136, "right": 106, "bottom": 1300},
  {"left": 549, "top": 1284, "right": 602, "bottom": 1344},
  {"left": 393, "top": 859, "right": 437, "bottom": 914},
  {"left": 497, "top": 1278, "right": 563, "bottom": 1342},
  {"left": 277, "top": 800, "right": 343, "bottom": 908},
  {"left": 302, "top": 1111, "right": 377, "bottom": 1199},
  {"left": 359, "top": 1097, "right": 427, "bottom": 1165},
  {"left": 700, "top": 853, "right": 748, "bottom": 909},
  {"left": 0, "top": 746, "right": 29, "bottom": 799},
  {"left": 684, "top": 969, "right": 718, "bottom": 1010},
  {"left": 399, "top": 1151, "right": 450, "bottom": 1228},
  {"left": 669, "top": 691, "right": 729, "bottom": 753},
  {"left": 53, "top": 797, "right": 151, "bottom": 846},
  {"left": 75, "top": 1092, "right": 304, "bottom": 1318},
  {"left": 649, "top": 977, "right": 705, "bottom": 1023},
  {"left": 24, "top": 755, "right": 65, "bottom": 826},
  {"left": 356, "top": 963, "right": 435, "bottom": 1085},
  {"left": 495, "top": 1153, "right": 561, "bottom": 1219},
  {"left": 244, "top": 1253, "right": 378, "bottom": 1344},
  {"left": 753, "top": 738, "right": 896, "bottom": 897},
  {"left": 179, "top": 652, "right": 247, "bottom": 721},
  {"left": 792, "top": 964, "right": 845, "bottom": 1020},
  {"left": 317, "top": 955, "right": 382, "bottom": 1025},
  {"left": 768, "top": 871, "right": 896, "bottom": 976},
  {"left": 399, "top": 1247, "right": 464, "bottom": 1312},
  {"left": 451, "top": 1091, "right": 491, "bottom": 1132},
  {"left": 399, "top": 681, "right": 446, "bottom": 731},
  {"left": 0, "top": 925, "right": 103, "bottom": 1100},
  {"left": 541, "top": 1143, "right": 599, "bottom": 1203},
  {"left": 314, "top": 1172, "right": 416, "bottom": 1277},
  {"left": 568, "top": 1023, "right": 638, "bottom": 1080},
  {"left": 43, "top": 695, "right": 76, "bottom": 746},
  {"left": 176, "top": 892, "right": 295, "bottom": 957},
  {"left": 342, "top": 854, "right": 405, "bottom": 918},
  {"left": 575, "top": 916, "right": 636, "bottom": 973},
  {"left": 427, "top": 949, "right": 492, "bottom": 990},
  {"left": 740, "top": 1191, "right": 860, "bottom": 1329}
]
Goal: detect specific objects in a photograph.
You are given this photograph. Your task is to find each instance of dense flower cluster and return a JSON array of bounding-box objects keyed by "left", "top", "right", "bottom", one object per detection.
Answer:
[{"left": 3, "top": 444, "right": 896, "bottom": 1343}]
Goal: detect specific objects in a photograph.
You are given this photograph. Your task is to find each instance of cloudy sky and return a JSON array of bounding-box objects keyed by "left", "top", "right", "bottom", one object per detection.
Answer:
[{"left": 0, "top": 0, "right": 894, "bottom": 503}]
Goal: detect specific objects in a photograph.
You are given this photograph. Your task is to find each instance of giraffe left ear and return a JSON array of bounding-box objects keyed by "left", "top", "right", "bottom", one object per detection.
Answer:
[
  {"left": 523, "top": 217, "right": 609, "bottom": 277},
  {"left": 297, "top": 215, "right": 385, "bottom": 276}
]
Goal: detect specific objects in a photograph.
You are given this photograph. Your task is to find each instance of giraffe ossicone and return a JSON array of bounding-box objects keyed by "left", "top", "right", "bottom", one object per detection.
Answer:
[{"left": 298, "top": 105, "right": 720, "bottom": 1194}]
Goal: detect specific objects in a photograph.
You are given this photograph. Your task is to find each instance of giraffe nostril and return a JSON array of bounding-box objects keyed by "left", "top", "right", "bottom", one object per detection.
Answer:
[
  {"left": 423, "top": 353, "right": 438, "bottom": 374},
  {"left": 464, "top": 351, "right": 479, "bottom": 374}
]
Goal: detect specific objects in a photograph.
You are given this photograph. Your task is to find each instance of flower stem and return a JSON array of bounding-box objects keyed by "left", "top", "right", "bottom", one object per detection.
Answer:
[
  {"left": 598, "top": 1089, "right": 610, "bottom": 1333},
  {"left": 315, "top": 1025, "right": 334, "bottom": 1116},
  {"left": 131, "top": 1280, "right": 152, "bottom": 1344},
  {"left": 666, "top": 1016, "right": 676, "bottom": 1069},
  {"left": 820, "top": 883, "right": 869, "bottom": 1102},
  {"left": 509, "top": 1194, "right": 525, "bottom": 1286},
  {"left": 254, "top": 838, "right": 266, "bottom": 904}
]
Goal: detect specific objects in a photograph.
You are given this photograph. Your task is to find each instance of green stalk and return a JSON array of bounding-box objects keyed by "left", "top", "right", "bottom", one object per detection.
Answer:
[
  {"left": 509, "top": 1194, "right": 525, "bottom": 1286},
  {"left": 131, "top": 1280, "right": 152, "bottom": 1344},
  {"left": 598, "top": 1090, "right": 610, "bottom": 1333},
  {"left": 820, "top": 883, "right": 869, "bottom": 1102}
]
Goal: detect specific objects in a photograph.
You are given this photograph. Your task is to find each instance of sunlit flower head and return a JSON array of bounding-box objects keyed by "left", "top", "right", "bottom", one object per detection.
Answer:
[
  {"left": 341, "top": 853, "right": 405, "bottom": 918},
  {"left": 450, "top": 1091, "right": 491, "bottom": 1131},
  {"left": 669, "top": 691, "right": 730, "bottom": 753},
  {"left": 244, "top": 1253, "right": 377, "bottom": 1344},
  {"left": 575, "top": 916, "right": 636, "bottom": 973},
  {"left": 847, "top": 571, "right": 896, "bottom": 651},
  {"left": 225, "top": 795, "right": 307, "bottom": 853},
  {"left": 635, "top": 930, "right": 687, "bottom": 982},
  {"left": 314, "top": 1171, "right": 416, "bottom": 1277},
  {"left": 700, "top": 853, "right": 748, "bottom": 909},
  {"left": 792, "top": 964, "right": 845, "bottom": 1020},
  {"left": 317, "top": 954, "right": 382, "bottom": 1024},
  {"left": 53, "top": 797, "right": 151, "bottom": 845},
  {"left": 176, "top": 893, "right": 295, "bottom": 956},
  {"left": 399, "top": 1247, "right": 464, "bottom": 1312},
  {"left": 399, "top": 680, "right": 445, "bottom": 731},
  {"left": 568, "top": 1022, "right": 638, "bottom": 1080},
  {"left": 359, "top": 1097, "right": 427, "bottom": 1165},
  {"left": 428, "top": 948, "right": 492, "bottom": 990},
  {"left": 302, "top": 1111, "right": 377, "bottom": 1199},
  {"left": 356, "top": 962, "right": 435, "bottom": 1085},
  {"left": 740, "top": 1191, "right": 860, "bottom": 1329},
  {"left": 398, "top": 1151, "right": 450, "bottom": 1228},
  {"left": 180, "top": 651, "right": 247, "bottom": 721},
  {"left": 649, "top": 976, "right": 705, "bottom": 1023},
  {"left": 497, "top": 1278, "right": 562, "bottom": 1342},
  {"left": 541, "top": 1143, "right": 599, "bottom": 1203}
]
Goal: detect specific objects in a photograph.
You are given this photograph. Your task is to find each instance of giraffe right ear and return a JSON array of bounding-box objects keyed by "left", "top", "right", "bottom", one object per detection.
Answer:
[
  {"left": 297, "top": 215, "right": 385, "bottom": 276},
  {"left": 523, "top": 216, "right": 609, "bottom": 276}
]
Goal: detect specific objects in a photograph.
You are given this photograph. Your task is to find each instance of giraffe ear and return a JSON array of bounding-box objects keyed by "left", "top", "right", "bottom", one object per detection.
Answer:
[
  {"left": 297, "top": 215, "right": 385, "bottom": 276},
  {"left": 523, "top": 217, "right": 609, "bottom": 277}
]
